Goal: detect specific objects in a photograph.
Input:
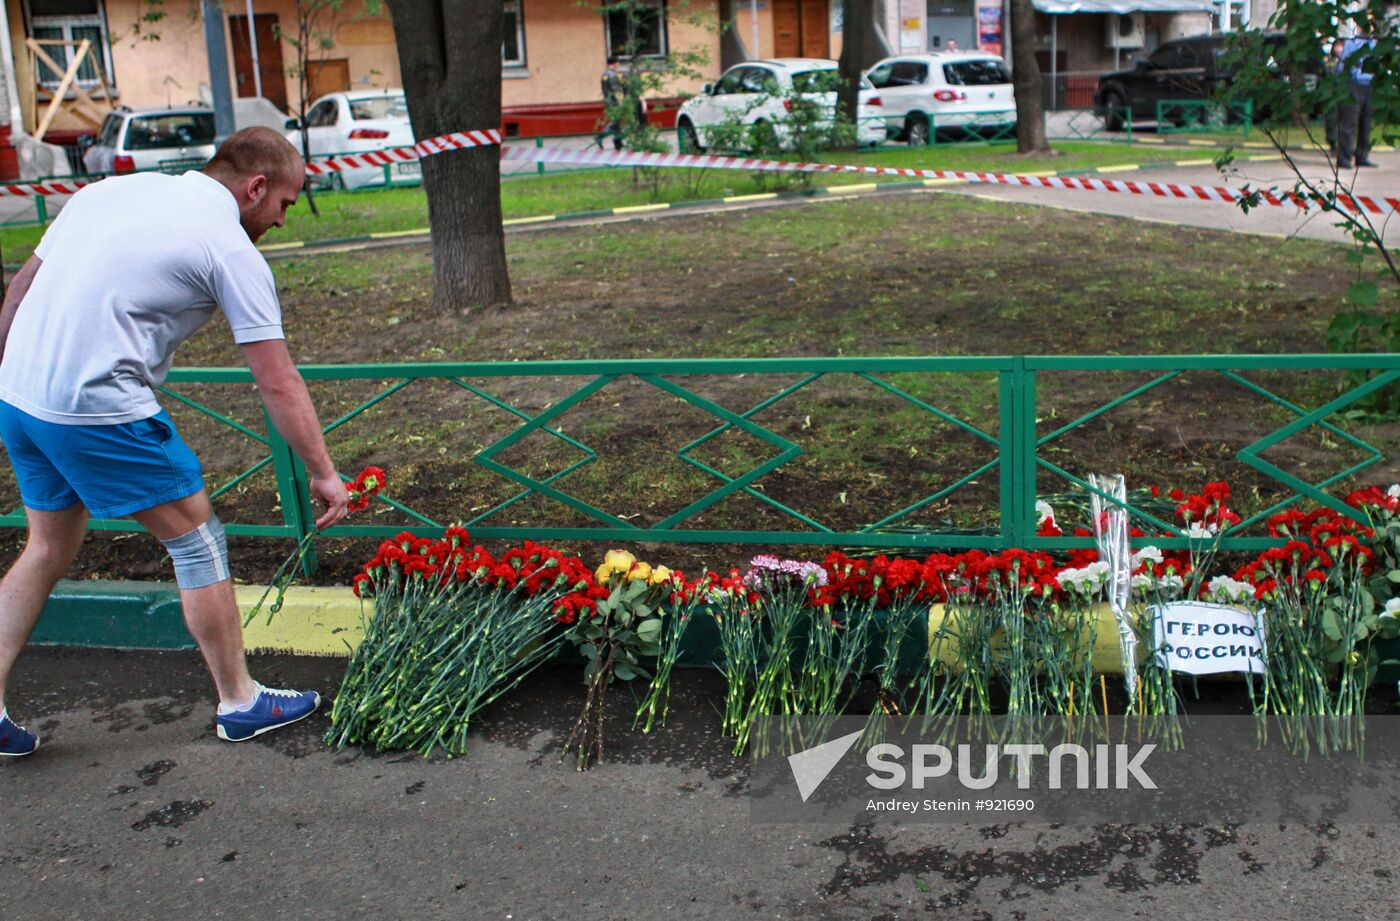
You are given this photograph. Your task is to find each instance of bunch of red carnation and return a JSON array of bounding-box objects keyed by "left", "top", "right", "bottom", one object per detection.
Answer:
[
  {"left": 1174, "top": 481, "right": 1241, "bottom": 531},
  {"left": 346, "top": 466, "right": 387, "bottom": 513},
  {"left": 1346, "top": 486, "right": 1400, "bottom": 516}
]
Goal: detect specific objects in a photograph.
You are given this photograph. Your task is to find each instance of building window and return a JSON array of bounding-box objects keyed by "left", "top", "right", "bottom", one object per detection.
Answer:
[
  {"left": 605, "top": 0, "right": 668, "bottom": 58},
  {"left": 503, "top": 0, "right": 527, "bottom": 67},
  {"left": 27, "top": 0, "right": 115, "bottom": 89}
]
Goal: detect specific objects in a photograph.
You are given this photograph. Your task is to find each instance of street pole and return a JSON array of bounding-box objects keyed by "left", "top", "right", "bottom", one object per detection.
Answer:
[
  {"left": 245, "top": 0, "right": 263, "bottom": 99},
  {"left": 201, "top": 0, "right": 237, "bottom": 144}
]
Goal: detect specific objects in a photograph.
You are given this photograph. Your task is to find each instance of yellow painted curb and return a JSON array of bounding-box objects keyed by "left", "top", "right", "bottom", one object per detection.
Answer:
[
  {"left": 369, "top": 228, "right": 431, "bottom": 239},
  {"left": 928, "top": 601, "right": 1136, "bottom": 673},
  {"left": 1172, "top": 158, "right": 1216, "bottom": 167},
  {"left": 240, "top": 588, "right": 1168, "bottom": 675},
  {"left": 236, "top": 585, "right": 365, "bottom": 656},
  {"left": 1096, "top": 164, "right": 1140, "bottom": 173},
  {"left": 611, "top": 203, "right": 670, "bottom": 214},
  {"left": 723, "top": 192, "right": 779, "bottom": 203}
]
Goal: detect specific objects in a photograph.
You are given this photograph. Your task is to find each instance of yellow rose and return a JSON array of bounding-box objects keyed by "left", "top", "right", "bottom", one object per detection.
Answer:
[
  {"left": 649, "top": 565, "right": 672, "bottom": 586},
  {"left": 596, "top": 549, "right": 636, "bottom": 582},
  {"left": 628, "top": 560, "right": 652, "bottom": 583}
]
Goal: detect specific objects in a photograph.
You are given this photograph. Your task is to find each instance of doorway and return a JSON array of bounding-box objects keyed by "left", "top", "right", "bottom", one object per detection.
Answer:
[
  {"left": 229, "top": 14, "right": 288, "bottom": 112},
  {"left": 772, "top": 0, "right": 829, "bottom": 58},
  {"left": 924, "top": 0, "right": 975, "bottom": 51}
]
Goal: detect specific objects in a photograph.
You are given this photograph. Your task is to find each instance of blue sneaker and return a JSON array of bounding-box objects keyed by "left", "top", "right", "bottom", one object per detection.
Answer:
[
  {"left": 0, "top": 709, "right": 38, "bottom": 757},
  {"left": 216, "top": 685, "right": 321, "bottom": 742}
]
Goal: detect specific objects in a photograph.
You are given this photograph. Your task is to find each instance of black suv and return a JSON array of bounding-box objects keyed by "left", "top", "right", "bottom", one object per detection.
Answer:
[{"left": 1094, "top": 33, "right": 1289, "bottom": 129}]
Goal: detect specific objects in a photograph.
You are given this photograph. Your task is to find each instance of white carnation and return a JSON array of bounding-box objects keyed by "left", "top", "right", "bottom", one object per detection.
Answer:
[
  {"left": 1205, "top": 576, "right": 1255, "bottom": 605},
  {"left": 1131, "top": 546, "right": 1164, "bottom": 568}
]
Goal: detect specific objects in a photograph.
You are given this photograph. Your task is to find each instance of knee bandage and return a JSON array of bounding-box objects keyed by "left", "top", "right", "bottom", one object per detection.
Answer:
[{"left": 161, "top": 516, "right": 230, "bottom": 589}]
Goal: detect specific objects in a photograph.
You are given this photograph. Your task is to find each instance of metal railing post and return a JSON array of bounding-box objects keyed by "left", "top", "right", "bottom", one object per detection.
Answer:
[
  {"left": 35, "top": 195, "right": 47, "bottom": 224},
  {"left": 264, "top": 409, "right": 319, "bottom": 577},
  {"left": 536, "top": 135, "right": 545, "bottom": 176},
  {"left": 1017, "top": 360, "right": 1038, "bottom": 546},
  {"left": 999, "top": 364, "right": 1019, "bottom": 546}
]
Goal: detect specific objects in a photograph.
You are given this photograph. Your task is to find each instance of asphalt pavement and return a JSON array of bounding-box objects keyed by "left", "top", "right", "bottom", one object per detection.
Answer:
[
  {"left": 943, "top": 144, "right": 1400, "bottom": 246},
  {"left": 2, "top": 647, "right": 1398, "bottom": 921}
]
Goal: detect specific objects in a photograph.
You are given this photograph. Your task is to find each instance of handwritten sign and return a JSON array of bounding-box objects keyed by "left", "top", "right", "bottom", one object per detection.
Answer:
[{"left": 1152, "top": 601, "right": 1265, "bottom": 675}]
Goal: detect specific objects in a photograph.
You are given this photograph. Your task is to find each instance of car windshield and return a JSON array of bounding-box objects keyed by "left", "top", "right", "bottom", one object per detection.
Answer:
[
  {"left": 349, "top": 96, "right": 409, "bottom": 120},
  {"left": 122, "top": 113, "right": 215, "bottom": 150},
  {"left": 943, "top": 60, "right": 1011, "bottom": 86}
]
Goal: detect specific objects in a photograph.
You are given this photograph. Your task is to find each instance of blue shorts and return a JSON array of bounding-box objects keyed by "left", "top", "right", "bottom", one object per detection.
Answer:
[{"left": 0, "top": 401, "right": 204, "bottom": 519}]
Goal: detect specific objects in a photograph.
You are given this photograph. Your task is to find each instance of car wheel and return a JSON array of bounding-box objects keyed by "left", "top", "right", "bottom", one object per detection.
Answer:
[
  {"left": 1101, "top": 90, "right": 1128, "bottom": 132},
  {"left": 748, "top": 119, "right": 779, "bottom": 153},
  {"left": 905, "top": 115, "right": 930, "bottom": 147},
  {"left": 678, "top": 119, "right": 704, "bottom": 153}
]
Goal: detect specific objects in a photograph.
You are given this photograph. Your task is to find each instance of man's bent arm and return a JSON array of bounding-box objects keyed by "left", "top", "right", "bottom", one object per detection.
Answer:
[
  {"left": 240, "top": 339, "right": 348, "bottom": 529},
  {"left": 0, "top": 257, "right": 42, "bottom": 363}
]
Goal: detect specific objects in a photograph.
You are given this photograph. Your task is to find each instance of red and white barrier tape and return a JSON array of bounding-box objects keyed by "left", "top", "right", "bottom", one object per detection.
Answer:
[
  {"left": 5, "top": 125, "right": 1395, "bottom": 219},
  {"left": 302, "top": 128, "right": 504, "bottom": 179},
  {"left": 499, "top": 143, "right": 1400, "bottom": 217}
]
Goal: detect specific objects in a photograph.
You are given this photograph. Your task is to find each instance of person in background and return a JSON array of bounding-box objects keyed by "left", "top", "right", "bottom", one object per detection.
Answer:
[
  {"left": 1336, "top": 27, "right": 1377, "bottom": 169},
  {"left": 599, "top": 56, "right": 626, "bottom": 151},
  {"left": 1325, "top": 38, "right": 1342, "bottom": 153}
]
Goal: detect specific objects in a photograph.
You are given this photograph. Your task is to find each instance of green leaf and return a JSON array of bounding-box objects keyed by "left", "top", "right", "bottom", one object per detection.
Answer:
[
  {"left": 1322, "top": 608, "right": 1343, "bottom": 642},
  {"left": 1347, "top": 280, "right": 1378, "bottom": 308},
  {"left": 1387, "top": 569, "right": 1400, "bottom": 583},
  {"left": 615, "top": 662, "right": 637, "bottom": 681},
  {"left": 637, "top": 618, "right": 663, "bottom": 641}
]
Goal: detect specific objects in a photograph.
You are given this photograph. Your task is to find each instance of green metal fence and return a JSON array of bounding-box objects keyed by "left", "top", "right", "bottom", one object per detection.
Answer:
[
  {"left": 1156, "top": 99, "right": 1254, "bottom": 136},
  {"left": 0, "top": 354, "right": 1393, "bottom": 574}
]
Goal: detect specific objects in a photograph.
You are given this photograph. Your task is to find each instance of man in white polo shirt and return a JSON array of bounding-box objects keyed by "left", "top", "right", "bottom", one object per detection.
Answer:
[{"left": 0, "top": 128, "right": 347, "bottom": 757}]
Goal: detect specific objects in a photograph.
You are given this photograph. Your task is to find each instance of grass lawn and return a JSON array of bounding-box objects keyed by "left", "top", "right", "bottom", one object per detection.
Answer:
[
  {"left": 2, "top": 187, "right": 1392, "bottom": 584},
  {"left": 0, "top": 140, "right": 1204, "bottom": 262}
]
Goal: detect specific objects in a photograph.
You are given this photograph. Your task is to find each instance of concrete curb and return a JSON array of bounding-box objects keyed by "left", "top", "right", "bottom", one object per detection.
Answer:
[
  {"left": 28, "top": 580, "right": 1265, "bottom": 679},
  {"left": 31, "top": 580, "right": 367, "bottom": 657}
]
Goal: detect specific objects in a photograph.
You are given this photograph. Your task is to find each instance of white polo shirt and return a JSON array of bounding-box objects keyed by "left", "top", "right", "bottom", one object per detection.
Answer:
[{"left": 0, "top": 170, "right": 284, "bottom": 425}]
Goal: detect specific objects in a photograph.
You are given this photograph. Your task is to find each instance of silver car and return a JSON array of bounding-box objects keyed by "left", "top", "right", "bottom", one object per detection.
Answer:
[{"left": 81, "top": 106, "right": 217, "bottom": 175}]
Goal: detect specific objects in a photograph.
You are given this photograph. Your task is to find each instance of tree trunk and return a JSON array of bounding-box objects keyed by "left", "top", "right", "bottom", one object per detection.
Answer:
[
  {"left": 1009, "top": 0, "right": 1051, "bottom": 154},
  {"left": 718, "top": 0, "right": 749, "bottom": 67},
  {"left": 838, "top": 0, "right": 886, "bottom": 143},
  {"left": 385, "top": 0, "right": 512, "bottom": 313}
]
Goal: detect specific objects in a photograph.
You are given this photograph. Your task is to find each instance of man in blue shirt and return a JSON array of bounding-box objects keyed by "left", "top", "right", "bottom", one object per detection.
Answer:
[{"left": 1336, "top": 33, "right": 1377, "bottom": 169}]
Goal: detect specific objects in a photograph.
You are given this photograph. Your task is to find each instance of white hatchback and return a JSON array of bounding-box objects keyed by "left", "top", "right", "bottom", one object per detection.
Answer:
[
  {"left": 289, "top": 89, "right": 418, "bottom": 190},
  {"left": 81, "top": 106, "right": 216, "bottom": 175},
  {"left": 865, "top": 53, "right": 1015, "bottom": 144},
  {"left": 676, "top": 58, "right": 886, "bottom": 152}
]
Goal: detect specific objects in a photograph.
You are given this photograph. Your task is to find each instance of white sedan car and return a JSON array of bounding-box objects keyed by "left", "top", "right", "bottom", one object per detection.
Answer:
[
  {"left": 676, "top": 58, "right": 886, "bottom": 152},
  {"left": 865, "top": 52, "right": 1015, "bottom": 144},
  {"left": 289, "top": 89, "right": 418, "bottom": 190}
]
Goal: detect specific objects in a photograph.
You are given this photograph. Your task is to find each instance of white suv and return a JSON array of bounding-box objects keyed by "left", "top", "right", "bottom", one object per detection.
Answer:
[
  {"left": 865, "top": 52, "right": 1015, "bottom": 144},
  {"left": 80, "top": 106, "right": 217, "bottom": 175},
  {"left": 676, "top": 58, "right": 885, "bottom": 151}
]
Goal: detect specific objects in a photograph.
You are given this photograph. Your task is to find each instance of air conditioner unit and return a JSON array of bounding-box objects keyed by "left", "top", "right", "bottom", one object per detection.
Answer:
[{"left": 1105, "top": 12, "right": 1146, "bottom": 49}]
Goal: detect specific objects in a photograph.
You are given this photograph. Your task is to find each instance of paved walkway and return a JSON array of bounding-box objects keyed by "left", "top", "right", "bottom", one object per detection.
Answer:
[
  {"left": 2, "top": 648, "right": 1397, "bottom": 920},
  {"left": 943, "top": 146, "right": 1400, "bottom": 246}
]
